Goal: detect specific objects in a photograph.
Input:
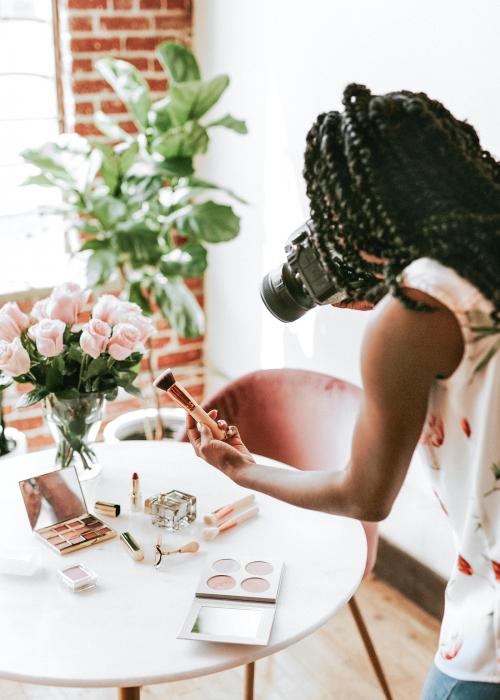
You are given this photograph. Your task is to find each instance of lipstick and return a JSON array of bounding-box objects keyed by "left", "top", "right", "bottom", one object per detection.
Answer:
[
  {"left": 154, "top": 369, "right": 226, "bottom": 440},
  {"left": 130, "top": 472, "right": 141, "bottom": 512}
]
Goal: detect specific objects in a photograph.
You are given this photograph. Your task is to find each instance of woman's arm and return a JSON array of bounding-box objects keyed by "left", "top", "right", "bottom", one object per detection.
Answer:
[{"left": 188, "top": 291, "right": 463, "bottom": 521}]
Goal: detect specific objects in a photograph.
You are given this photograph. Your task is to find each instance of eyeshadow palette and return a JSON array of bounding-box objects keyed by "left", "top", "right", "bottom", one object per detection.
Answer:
[
  {"left": 196, "top": 555, "right": 284, "bottom": 604},
  {"left": 19, "top": 466, "right": 116, "bottom": 556},
  {"left": 178, "top": 554, "right": 284, "bottom": 646}
]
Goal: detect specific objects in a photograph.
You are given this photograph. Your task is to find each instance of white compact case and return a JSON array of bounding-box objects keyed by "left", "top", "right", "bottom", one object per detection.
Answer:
[
  {"left": 178, "top": 554, "right": 284, "bottom": 646},
  {"left": 57, "top": 563, "right": 97, "bottom": 592}
]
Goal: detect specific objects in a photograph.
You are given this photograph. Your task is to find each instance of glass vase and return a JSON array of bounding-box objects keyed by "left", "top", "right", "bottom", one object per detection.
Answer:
[{"left": 45, "top": 393, "right": 104, "bottom": 480}]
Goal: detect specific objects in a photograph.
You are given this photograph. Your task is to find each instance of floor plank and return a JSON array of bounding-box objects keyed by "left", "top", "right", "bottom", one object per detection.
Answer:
[{"left": 0, "top": 577, "right": 439, "bottom": 700}]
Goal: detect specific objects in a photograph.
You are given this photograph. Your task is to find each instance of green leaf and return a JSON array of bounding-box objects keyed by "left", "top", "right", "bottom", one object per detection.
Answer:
[
  {"left": 84, "top": 356, "right": 108, "bottom": 380},
  {"left": 169, "top": 75, "right": 229, "bottom": 122},
  {"left": 80, "top": 238, "right": 112, "bottom": 252},
  {"left": 172, "top": 176, "right": 248, "bottom": 205},
  {"left": 165, "top": 201, "right": 240, "bottom": 243},
  {"left": 149, "top": 97, "right": 174, "bottom": 133},
  {"left": 91, "top": 196, "right": 127, "bottom": 229},
  {"left": 87, "top": 250, "right": 118, "bottom": 287},
  {"left": 104, "top": 387, "right": 119, "bottom": 401},
  {"left": 117, "top": 141, "right": 139, "bottom": 174},
  {"left": 95, "top": 143, "right": 120, "bottom": 193},
  {"left": 156, "top": 41, "right": 201, "bottom": 83},
  {"left": 67, "top": 345, "right": 84, "bottom": 363},
  {"left": 21, "top": 144, "right": 75, "bottom": 186},
  {"left": 0, "top": 375, "right": 12, "bottom": 390},
  {"left": 96, "top": 58, "right": 151, "bottom": 131},
  {"left": 127, "top": 279, "right": 153, "bottom": 314},
  {"left": 190, "top": 75, "right": 229, "bottom": 119},
  {"left": 152, "top": 121, "right": 209, "bottom": 159},
  {"left": 46, "top": 366, "right": 64, "bottom": 392},
  {"left": 157, "top": 157, "right": 194, "bottom": 177},
  {"left": 123, "top": 383, "right": 142, "bottom": 397},
  {"left": 160, "top": 242, "right": 208, "bottom": 279},
  {"left": 115, "top": 222, "right": 162, "bottom": 267},
  {"left": 121, "top": 174, "right": 164, "bottom": 205},
  {"left": 17, "top": 388, "right": 49, "bottom": 408},
  {"left": 153, "top": 275, "right": 204, "bottom": 338},
  {"left": 22, "top": 173, "right": 56, "bottom": 187},
  {"left": 94, "top": 110, "right": 131, "bottom": 141},
  {"left": 55, "top": 388, "right": 81, "bottom": 400},
  {"left": 206, "top": 114, "right": 248, "bottom": 134}
]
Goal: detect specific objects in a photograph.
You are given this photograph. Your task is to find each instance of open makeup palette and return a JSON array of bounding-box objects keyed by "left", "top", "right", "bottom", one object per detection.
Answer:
[
  {"left": 19, "top": 466, "right": 116, "bottom": 555},
  {"left": 178, "top": 554, "right": 284, "bottom": 645}
]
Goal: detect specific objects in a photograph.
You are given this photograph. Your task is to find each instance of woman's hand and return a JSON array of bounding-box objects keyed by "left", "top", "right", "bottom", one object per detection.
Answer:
[{"left": 186, "top": 409, "right": 256, "bottom": 483}]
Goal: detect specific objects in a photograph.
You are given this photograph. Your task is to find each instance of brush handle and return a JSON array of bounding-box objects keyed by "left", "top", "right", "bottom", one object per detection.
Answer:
[
  {"left": 190, "top": 405, "right": 226, "bottom": 440},
  {"left": 179, "top": 541, "right": 199, "bottom": 554},
  {"left": 206, "top": 494, "right": 256, "bottom": 525},
  {"left": 218, "top": 505, "right": 259, "bottom": 533}
]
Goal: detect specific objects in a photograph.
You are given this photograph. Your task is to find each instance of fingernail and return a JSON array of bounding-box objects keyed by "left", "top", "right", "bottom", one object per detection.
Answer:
[{"left": 196, "top": 422, "right": 202, "bottom": 431}]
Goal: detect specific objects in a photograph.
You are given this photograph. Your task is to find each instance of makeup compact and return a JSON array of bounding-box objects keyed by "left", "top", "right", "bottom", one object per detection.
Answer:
[
  {"left": 178, "top": 554, "right": 284, "bottom": 645},
  {"left": 19, "top": 466, "right": 116, "bottom": 555},
  {"left": 58, "top": 563, "right": 97, "bottom": 592}
]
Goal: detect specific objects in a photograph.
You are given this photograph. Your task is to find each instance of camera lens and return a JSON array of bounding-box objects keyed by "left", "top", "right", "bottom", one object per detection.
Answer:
[{"left": 260, "top": 264, "right": 315, "bottom": 323}]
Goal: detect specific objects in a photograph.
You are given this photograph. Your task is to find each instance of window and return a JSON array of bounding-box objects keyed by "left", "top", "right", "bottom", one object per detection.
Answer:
[{"left": 0, "top": 0, "right": 67, "bottom": 294}]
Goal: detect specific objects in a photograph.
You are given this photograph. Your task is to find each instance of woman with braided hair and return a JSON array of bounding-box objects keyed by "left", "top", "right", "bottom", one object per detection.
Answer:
[{"left": 187, "top": 84, "right": 500, "bottom": 698}]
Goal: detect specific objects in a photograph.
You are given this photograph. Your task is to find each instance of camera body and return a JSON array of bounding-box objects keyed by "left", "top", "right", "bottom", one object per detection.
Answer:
[{"left": 260, "top": 220, "right": 347, "bottom": 323}]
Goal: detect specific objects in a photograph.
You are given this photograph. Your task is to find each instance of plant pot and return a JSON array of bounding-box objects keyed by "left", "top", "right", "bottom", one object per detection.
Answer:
[
  {"left": 0, "top": 427, "right": 28, "bottom": 459},
  {"left": 103, "top": 407, "right": 186, "bottom": 443}
]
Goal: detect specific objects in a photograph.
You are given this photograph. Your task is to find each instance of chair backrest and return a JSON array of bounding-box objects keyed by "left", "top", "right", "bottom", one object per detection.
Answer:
[{"left": 180, "top": 368, "right": 377, "bottom": 577}]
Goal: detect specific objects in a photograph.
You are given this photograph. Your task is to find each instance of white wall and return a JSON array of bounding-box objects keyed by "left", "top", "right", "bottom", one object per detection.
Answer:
[{"left": 194, "top": 0, "right": 500, "bottom": 577}]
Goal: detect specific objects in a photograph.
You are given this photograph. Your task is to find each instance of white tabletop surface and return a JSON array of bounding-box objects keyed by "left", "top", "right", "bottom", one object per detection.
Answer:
[{"left": 0, "top": 441, "right": 366, "bottom": 688}]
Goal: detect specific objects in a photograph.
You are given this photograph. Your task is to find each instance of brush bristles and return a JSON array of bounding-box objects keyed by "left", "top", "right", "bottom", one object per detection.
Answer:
[{"left": 154, "top": 368, "right": 176, "bottom": 392}]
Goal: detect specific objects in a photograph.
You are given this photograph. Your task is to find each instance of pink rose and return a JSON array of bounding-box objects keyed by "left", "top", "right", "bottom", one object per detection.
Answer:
[
  {"left": 92, "top": 295, "right": 121, "bottom": 325},
  {"left": 80, "top": 319, "right": 111, "bottom": 359},
  {"left": 0, "top": 302, "right": 29, "bottom": 342},
  {"left": 118, "top": 312, "right": 154, "bottom": 343},
  {"left": 107, "top": 323, "right": 141, "bottom": 361},
  {"left": 32, "top": 283, "right": 90, "bottom": 325},
  {"left": 29, "top": 319, "right": 65, "bottom": 358},
  {"left": 92, "top": 296, "right": 154, "bottom": 343},
  {"left": 0, "top": 337, "right": 31, "bottom": 377}
]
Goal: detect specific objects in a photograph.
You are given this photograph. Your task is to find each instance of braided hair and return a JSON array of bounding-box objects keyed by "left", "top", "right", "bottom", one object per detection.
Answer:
[{"left": 303, "top": 84, "right": 500, "bottom": 319}]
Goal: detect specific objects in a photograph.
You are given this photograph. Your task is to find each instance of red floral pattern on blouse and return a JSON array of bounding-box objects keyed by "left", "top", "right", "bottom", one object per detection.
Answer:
[
  {"left": 492, "top": 560, "right": 500, "bottom": 581},
  {"left": 421, "top": 415, "right": 445, "bottom": 447},
  {"left": 460, "top": 417, "right": 472, "bottom": 438},
  {"left": 440, "top": 635, "right": 463, "bottom": 661},
  {"left": 457, "top": 555, "right": 473, "bottom": 576}
]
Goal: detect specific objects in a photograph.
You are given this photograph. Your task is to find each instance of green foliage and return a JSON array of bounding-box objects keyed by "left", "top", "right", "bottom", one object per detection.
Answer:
[{"left": 21, "top": 41, "right": 247, "bottom": 339}]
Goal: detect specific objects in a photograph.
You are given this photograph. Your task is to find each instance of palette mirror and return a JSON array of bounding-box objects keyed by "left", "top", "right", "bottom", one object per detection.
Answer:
[{"left": 19, "top": 466, "right": 116, "bottom": 555}]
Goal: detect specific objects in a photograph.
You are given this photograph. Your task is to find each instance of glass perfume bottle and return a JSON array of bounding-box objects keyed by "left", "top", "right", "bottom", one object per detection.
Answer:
[{"left": 151, "top": 490, "right": 196, "bottom": 531}]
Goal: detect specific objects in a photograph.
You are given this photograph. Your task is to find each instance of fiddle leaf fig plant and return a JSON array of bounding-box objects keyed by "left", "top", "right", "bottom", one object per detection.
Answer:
[{"left": 21, "top": 41, "right": 247, "bottom": 339}]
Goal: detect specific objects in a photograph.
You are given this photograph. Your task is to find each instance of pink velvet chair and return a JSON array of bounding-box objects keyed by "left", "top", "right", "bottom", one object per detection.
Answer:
[{"left": 181, "top": 368, "right": 392, "bottom": 700}]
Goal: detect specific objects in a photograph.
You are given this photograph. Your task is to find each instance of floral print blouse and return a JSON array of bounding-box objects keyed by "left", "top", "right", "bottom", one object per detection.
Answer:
[{"left": 402, "top": 258, "right": 500, "bottom": 682}]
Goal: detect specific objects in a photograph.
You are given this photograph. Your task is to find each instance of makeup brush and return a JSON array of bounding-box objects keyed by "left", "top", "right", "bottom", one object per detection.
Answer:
[
  {"left": 201, "top": 505, "right": 259, "bottom": 541},
  {"left": 203, "top": 494, "right": 256, "bottom": 526},
  {"left": 153, "top": 369, "right": 226, "bottom": 440}
]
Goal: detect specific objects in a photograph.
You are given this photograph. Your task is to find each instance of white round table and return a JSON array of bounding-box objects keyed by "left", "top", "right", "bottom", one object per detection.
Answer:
[{"left": 0, "top": 442, "right": 366, "bottom": 699}]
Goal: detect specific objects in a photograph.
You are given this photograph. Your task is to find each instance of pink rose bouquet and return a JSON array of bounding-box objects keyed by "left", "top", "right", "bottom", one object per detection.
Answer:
[{"left": 0, "top": 284, "right": 154, "bottom": 407}]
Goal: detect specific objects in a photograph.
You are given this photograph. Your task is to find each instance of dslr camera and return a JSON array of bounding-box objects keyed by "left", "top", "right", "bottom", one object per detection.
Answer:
[{"left": 260, "top": 219, "right": 368, "bottom": 322}]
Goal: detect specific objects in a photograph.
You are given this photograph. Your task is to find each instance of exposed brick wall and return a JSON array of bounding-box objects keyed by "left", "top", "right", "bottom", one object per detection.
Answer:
[
  {"left": 1, "top": 0, "right": 206, "bottom": 453},
  {"left": 65, "top": 0, "right": 192, "bottom": 136}
]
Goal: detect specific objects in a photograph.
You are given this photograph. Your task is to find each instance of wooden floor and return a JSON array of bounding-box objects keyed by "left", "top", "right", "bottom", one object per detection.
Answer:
[{"left": 0, "top": 577, "right": 439, "bottom": 700}]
